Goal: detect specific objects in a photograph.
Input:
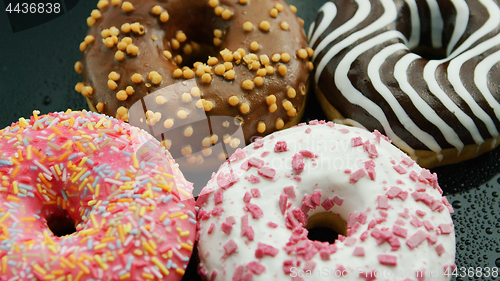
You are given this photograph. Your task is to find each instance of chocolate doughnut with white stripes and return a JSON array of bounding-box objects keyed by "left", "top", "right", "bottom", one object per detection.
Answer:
[{"left": 309, "top": 0, "right": 500, "bottom": 168}]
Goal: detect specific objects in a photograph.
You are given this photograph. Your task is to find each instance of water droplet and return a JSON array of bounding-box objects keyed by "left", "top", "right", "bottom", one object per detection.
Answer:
[
  {"left": 43, "top": 95, "right": 51, "bottom": 105},
  {"left": 452, "top": 200, "right": 462, "bottom": 209},
  {"left": 486, "top": 228, "right": 493, "bottom": 235},
  {"left": 495, "top": 257, "right": 500, "bottom": 267}
]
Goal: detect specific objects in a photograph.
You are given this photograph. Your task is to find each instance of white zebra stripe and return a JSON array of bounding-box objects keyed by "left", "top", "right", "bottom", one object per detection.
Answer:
[
  {"left": 394, "top": 53, "right": 464, "bottom": 151},
  {"left": 426, "top": 0, "right": 444, "bottom": 49},
  {"left": 446, "top": 0, "right": 469, "bottom": 55},
  {"left": 311, "top": 0, "right": 371, "bottom": 61},
  {"left": 404, "top": 0, "right": 421, "bottom": 49},
  {"left": 447, "top": 33, "right": 500, "bottom": 138},
  {"left": 474, "top": 49, "right": 500, "bottom": 122},
  {"left": 335, "top": 30, "right": 415, "bottom": 154},
  {"left": 315, "top": 0, "right": 404, "bottom": 83},
  {"left": 368, "top": 43, "right": 443, "bottom": 152},
  {"left": 308, "top": 2, "right": 337, "bottom": 47}
]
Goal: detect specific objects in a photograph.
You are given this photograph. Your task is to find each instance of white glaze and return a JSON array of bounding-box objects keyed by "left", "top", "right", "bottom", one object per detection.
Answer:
[{"left": 196, "top": 122, "right": 455, "bottom": 280}]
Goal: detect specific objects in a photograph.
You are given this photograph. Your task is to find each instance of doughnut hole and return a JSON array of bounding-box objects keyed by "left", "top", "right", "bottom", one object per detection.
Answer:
[
  {"left": 305, "top": 212, "right": 347, "bottom": 244},
  {"left": 411, "top": 45, "right": 447, "bottom": 60},
  {"left": 44, "top": 208, "right": 78, "bottom": 237}
]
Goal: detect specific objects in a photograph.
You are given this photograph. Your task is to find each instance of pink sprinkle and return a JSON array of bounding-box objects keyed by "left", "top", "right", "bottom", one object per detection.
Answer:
[
  {"left": 406, "top": 230, "right": 428, "bottom": 249},
  {"left": 349, "top": 169, "right": 367, "bottom": 184},
  {"left": 292, "top": 208, "right": 307, "bottom": 226},
  {"left": 378, "top": 254, "right": 397, "bottom": 266},
  {"left": 253, "top": 139, "right": 264, "bottom": 149},
  {"left": 211, "top": 206, "right": 224, "bottom": 216},
  {"left": 388, "top": 236, "right": 401, "bottom": 250},
  {"left": 305, "top": 127, "right": 312, "bottom": 133},
  {"left": 364, "top": 160, "right": 375, "bottom": 169},
  {"left": 283, "top": 186, "right": 296, "bottom": 200},
  {"left": 267, "top": 221, "right": 278, "bottom": 228},
  {"left": 386, "top": 186, "right": 402, "bottom": 199},
  {"left": 321, "top": 198, "right": 334, "bottom": 211},
  {"left": 311, "top": 190, "right": 321, "bottom": 206},
  {"left": 344, "top": 237, "right": 357, "bottom": 246},
  {"left": 224, "top": 240, "right": 237, "bottom": 255},
  {"left": 366, "top": 167, "right": 376, "bottom": 181},
  {"left": 233, "top": 266, "right": 244, "bottom": 280},
  {"left": 401, "top": 157, "right": 415, "bottom": 167},
  {"left": 251, "top": 188, "right": 261, "bottom": 197},
  {"left": 217, "top": 172, "right": 238, "bottom": 189},
  {"left": 246, "top": 175, "right": 260, "bottom": 183},
  {"left": 261, "top": 151, "right": 270, "bottom": 158},
  {"left": 339, "top": 128, "right": 349, "bottom": 134},
  {"left": 410, "top": 216, "right": 423, "bottom": 228},
  {"left": 243, "top": 192, "right": 252, "bottom": 203},
  {"left": 292, "top": 153, "right": 305, "bottom": 175},
  {"left": 221, "top": 222, "right": 233, "bottom": 234},
  {"left": 366, "top": 143, "right": 378, "bottom": 158},
  {"left": 360, "top": 231, "right": 369, "bottom": 241},
  {"left": 439, "top": 224, "right": 452, "bottom": 234},
  {"left": 377, "top": 195, "right": 389, "bottom": 209},
  {"left": 214, "top": 189, "right": 223, "bottom": 205},
  {"left": 255, "top": 243, "right": 279, "bottom": 258},
  {"left": 348, "top": 212, "right": 359, "bottom": 228},
  {"left": 351, "top": 137, "right": 363, "bottom": 147},
  {"left": 274, "top": 141, "right": 288, "bottom": 152},
  {"left": 241, "top": 160, "right": 250, "bottom": 171},
  {"left": 393, "top": 165, "right": 407, "bottom": 174},
  {"left": 248, "top": 157, "right": 264, "bottom": 168},
  {"left": 357, "top": 212, "right": 367, "bottom": 224},
  {"left": 416, "top": 210, "right": 426, "bottom": 216},
  {"left": 423, "top": 220, "right": 434, "bottom": 231},
  {"left": 427, "top": 234, "right": 438, "bottom": 245},
  {"left": 279, "top": 194, "right": 288, "bottom": 214},
  {"left": 435, "top": 244, "right": 445, "bottom": 256},
  {"left": 258, "top": 167, "right": 276, "bottom": 179},
  {"left": 303, "top": 261, "right": 316, "bottom": 272},
  {"left": 393, "top": 225, "right": 408, "bottom": 238},
  {"left": 397, "top": 191, "right": 408, "bottom": 201},
  {"left": 283, "top": 260, "right": 294, "bottom": 274},
  {"left": 226, "top": 216, "right": 236, "bottom": 224},
  {"left": 246, "top": 261, "right": 266, "bottom": 274},
  {"left": 332, "top": 195, "right": 344, "bottom": 206},
  {"left": 352, "top": 247, "right": 365, "bottom": 256},
  {"left": 299, "top": 150, "right": 315, "bottom": 158},
  {"left": 196, "top": 193, "right": 209, "bottom": 207},
  {"left": 207, "top": 223, "right": 215, "bottom": 234},
  {"left": 245, "top": 203, "right": 263, "bottom": 219},
  {"left": 241, "top": 214, "right": 249, "bottom": 236},
  {"left": 309, "top": 120, "right": 319, "bottom": 125},
  {"left": 228, "top": 148, "right": 247, "bottom": 162},
  {"left": 359, "top": 270, "right": 377, "bottom": 281},
  {"left": 409, "top": 170, "right": 418, "bottom": 181}
]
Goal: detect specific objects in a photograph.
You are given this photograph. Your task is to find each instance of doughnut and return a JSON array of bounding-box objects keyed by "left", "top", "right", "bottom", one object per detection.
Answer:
[
  {"left": 74, "top": 0, "right": 313, "bottom": 172},
  {"left": 0, "top": 110, "right": 196, "bottom": 280},
  {"left": 308, "top": 0, "right": 500, "bottom": 168},
  {"left": 196, "top": 121, "right": 455, "bottom": 280}
]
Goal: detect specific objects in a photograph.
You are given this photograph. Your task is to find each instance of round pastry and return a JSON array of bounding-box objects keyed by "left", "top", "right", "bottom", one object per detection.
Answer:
[
  {"left": 75, "top": 0, "right": 313, "bottom": 170},
  {"left": 308, "top": 0, "right": 500, "bottom": 168},
  {"left": 0, "top": 110, "right": 196, "bottom": 280},
  {"left": 196, "top": 121, "right": 455, "bottom": 280}
]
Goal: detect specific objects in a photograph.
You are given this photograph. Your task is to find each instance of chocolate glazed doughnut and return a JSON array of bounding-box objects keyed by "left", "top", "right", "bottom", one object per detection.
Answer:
[
  {"left": 74, "top": 0, "right": 312, "bottom": 173},
  {"left": 309, "top": 0, "right": 500, "bottom": 168}
]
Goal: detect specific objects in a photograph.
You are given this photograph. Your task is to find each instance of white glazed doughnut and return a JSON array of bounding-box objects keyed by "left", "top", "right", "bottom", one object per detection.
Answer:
[{"left": 196, "top": 121, "right": 455, "bottom": 280}]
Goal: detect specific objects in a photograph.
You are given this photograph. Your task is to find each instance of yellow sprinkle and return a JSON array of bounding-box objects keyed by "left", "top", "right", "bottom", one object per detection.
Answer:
[
  {"left": 132, "top": 153, "right": 139, "bottom": 169},
  {"left": 33, "top": 264, "right": 47, "bottom": 275},
  {"left": 87, "top": 200, "right": 97, "bottom": 206},
  {"left": 142, "top": 241, "right": 157, "bottom": 255},
  {"left": 78, "top": 157, "right": 88, "bottom": 167},
  {"left": 10, "top": 166, "right": 20, "bottom": 179},
  {"left": 176, "top": 268, "right": 186, "bottom": 275},
  {"left": 26, "top": 145, "right": 32, "bottom": 160},
  {"left": 60, "top": 256, "right": 75, "bottom": 269},
  {"left": 19, "top": 117, "right": 29, "bottom": 127},
  {"left": 48, "top": 244, "right": 58, "bottom": 253},
  {"left": 159, "top": 212, "right": 168, "bottom": 221},
  {"left": 75, "top": 272, "right": 83, "bottom": 281},
  {"left": 72, "top": 168, "right": 87, "bottom": 183},
  {"left": 140, "top": 206, "right": 146, "bottom": 217},
  {"left": 90, "top": 214, "right": 99, "bottom": 229},
  {"left": 148, "top": 239, "right": 157, "bottom": 250},
  {"left": 17, "top": 149, "right": 24, "bottom": 161},
  {"left": 79, "top": 228, "right": 96, "bottom": 236},
  {"left": 119, "top": 273, "right": 131, "bottom": 280},
  {"left": 180, "top": 243, "right": 193, "bottom": 251},
  {"left": 95, "top": 184, "right": 100, "bottom": 197},
  {"left": 95, "top": 118, "right": 106, "bottom": 128},
  {"left": 87, "top": 123, "right": 95, "bottom": 130},
  {"left": 94, "top": 243, "right": 107, "bottom": 251},
  {"left": 68, "top": 274, "right": 73, "bottom": 281},
  {"left": 142, "top": 273, "right": 155, "bottom": 280},
  {"left": 178, "top": 188, "right": 191, "bottom": 198},
  {"left": 39, "top": 173, "right": 52, "bottom": 188},
  {"left": 54, "top": 164, "right": 61, "bottom": 175},
  {"left": 88, "top": 142, "right": 97, "bottom": 151},
  {"left": 133, "top": 249, "right": 143, "bottom": 256},
  {"left": 78, "top": 178, "right": 89, "bottom": 191},
  {"left": 75, "top": 142, "right": 86, "bottom": 153},
  {"left": 51, "top": 126, "right": 63, "bottom": 135},
  {"left": 20, "top": 217, "right": 35, "bottom": 222},
  {"left": 180, "top": 214, "right": 188, "bottom": 220},
  {"left": 94, "top": 255, "right": 109, "bottom": 270},
  {"left": 77, "top": 262, "right": 90, "bottom": 274},
  {"left": 6, "top": 195, "right": 19, "bottom": 202},
  {"left": 43, "top": 231, "right": 55, "bottom": 246},
  {"left": 118, "top": 225, "right": 125, "bottom": 243},
  {"left": 55, "top": 276, "right": 65, "bottom": 281},
  {"left": 1, "top": 256, "right": 6, "bottom": 274},
  {"left": 169, "top": 212, "right": 184, "bottom": 218},
  {"left": 162, "top": 173, "right": 174, "bottom": 179},
  {"left": 61, "top": 140, "right": 73, "bottom": 149},
  {"left": 180, "top": 231, "right": 190, "bottom": 236},
  {"left": 47, "top": 133, "right": 56, "bottom": 141},
  {"left": 12, "top": 181, "right": 19, "bottom": 195},
  {"left": 57, "top": 151, "right": 70, "bottom": 161},
  {"left": 152, "top": 257, "right": 169, "bottom": 276}
]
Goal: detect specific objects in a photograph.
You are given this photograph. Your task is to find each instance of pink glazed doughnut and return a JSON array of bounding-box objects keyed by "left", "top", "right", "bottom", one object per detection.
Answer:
[
  {"left": 0, "top": 110, "right": 196, "bottom": 280},
  {"left": 196, "top": 121, "right": 455, "bottom": 280}
]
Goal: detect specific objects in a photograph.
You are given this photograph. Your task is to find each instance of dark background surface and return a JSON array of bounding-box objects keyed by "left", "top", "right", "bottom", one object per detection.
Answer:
[{"left": 0, "top": 0, "right": 499, "bottom": 280}]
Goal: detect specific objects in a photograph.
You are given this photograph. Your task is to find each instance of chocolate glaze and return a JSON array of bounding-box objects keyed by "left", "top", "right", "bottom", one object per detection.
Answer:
[{"left": 78, "top": 0, "right": 311, "bottom": 168}]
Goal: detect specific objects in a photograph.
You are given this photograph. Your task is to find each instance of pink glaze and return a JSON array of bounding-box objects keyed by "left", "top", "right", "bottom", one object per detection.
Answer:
[{"left": 0, "top": 110, "right": 195, "bottom": 280}]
